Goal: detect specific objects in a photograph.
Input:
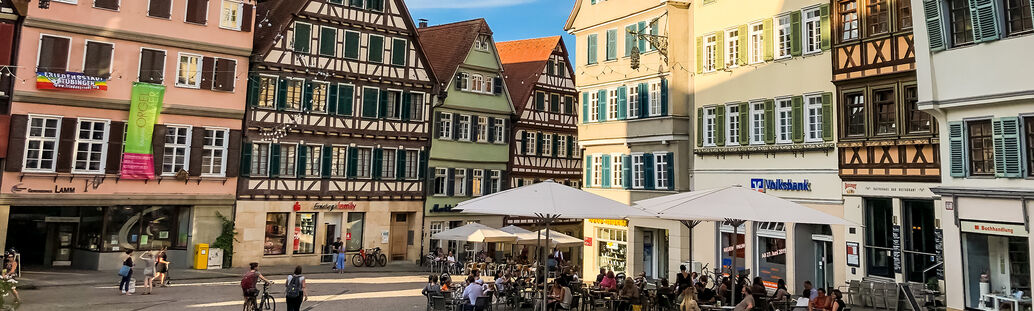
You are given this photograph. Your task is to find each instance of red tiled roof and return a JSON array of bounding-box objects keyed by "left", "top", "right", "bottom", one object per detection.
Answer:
[
  {"left": 416, "top": 18, "right": 492, "bottom": 82},
  {"left": 496, "top": 36, "right": 563, "bottom": 114}
]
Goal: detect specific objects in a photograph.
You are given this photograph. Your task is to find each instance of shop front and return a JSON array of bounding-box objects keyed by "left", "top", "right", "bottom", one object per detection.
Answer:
[
  {"left": 235, "top": 200, "right": 422, "bottom": 267},
  {"left": 581, "top": 219, "right": 629, "bottom": 278}
]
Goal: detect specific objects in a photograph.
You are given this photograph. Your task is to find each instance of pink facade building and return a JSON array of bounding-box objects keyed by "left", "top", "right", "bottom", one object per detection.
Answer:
[{"left": 0, "top": 0, "right": 254, "bottom": 270}]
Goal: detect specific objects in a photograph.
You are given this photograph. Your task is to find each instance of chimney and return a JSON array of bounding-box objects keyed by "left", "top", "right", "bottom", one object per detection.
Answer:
[{"left": 419, "top": 19, "right": 428, "bottom": 28}]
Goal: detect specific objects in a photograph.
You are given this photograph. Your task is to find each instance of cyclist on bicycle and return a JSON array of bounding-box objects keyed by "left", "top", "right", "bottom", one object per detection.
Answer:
[{"left": 241, "top": 262, "right": 273, "bottom": 309}]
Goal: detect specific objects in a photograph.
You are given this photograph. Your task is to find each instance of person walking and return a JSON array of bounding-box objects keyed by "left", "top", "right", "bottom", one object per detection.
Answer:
[
  {"left": 118, "top": 249, "right": 134, "bottom": 295},
  {"left": 139, "top": 251, "right": 156, "bottom": 295},
  {"left": 155, "top": 248, "right": 170, "bottom": 287},
  {"left": 3, "top": 252, "right": 20, "bottom": 303},
  {"left": 331, "top": 237, "right": 343, "bottom": 271},
  {"left": 285, "top": 266, "right": 307, "bottom": 311}
]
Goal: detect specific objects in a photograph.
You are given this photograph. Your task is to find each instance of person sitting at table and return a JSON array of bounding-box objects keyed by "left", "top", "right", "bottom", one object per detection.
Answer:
[
  {"left": 751, "top": 277, "right": 767, "bottom": 297},
  {"left": 617, "top": 278, "right": 641, "bottom": 310},
  {"left": 830, "top": 289, "right": 846, "bottom": 311},
  {"left": 808, "top": 288, "right": 832, "bottom": 311},
  {"left": 801, "top": 281, "right": 817, "bottom": 301},
  {"left": 694, "top": 282, "right": 717, "bottom": 304},
  {"left": 733, "top": 286, "right": 755, "bottom": 311},
  {"left": 441, "top": 274, "right": 455, "bottom": 292},
  {"left": 547, "top": 281, "right": 573, "bottom": 310},
  {"left": 772, "top": 279, "right": 790, "bottom": 301},
  {"left": 600, "top": 271, "right": 618, "bottom": 292},
  {"left": 717, "top": 277, "right": 732, "bottom": 304},
  {"left": 679, "top": 286, "right": 702, "bottom": 311},
  {"left": 596, "top": 268, "right": 607, "bottom": 285},
  {"left": 423, "top": 275, "right": 442, "bottom": 297},
  {"left": 495, "top": 271, "right": 510, "bottom": 293},
  {"left": 461, "top": 276, "right": 484, "bottom": 311}
]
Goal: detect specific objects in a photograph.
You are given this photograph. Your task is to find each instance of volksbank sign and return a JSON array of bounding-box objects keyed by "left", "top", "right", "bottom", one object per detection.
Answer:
[{"left": 750, "top": 178, "right": 812, "bottom": 192}]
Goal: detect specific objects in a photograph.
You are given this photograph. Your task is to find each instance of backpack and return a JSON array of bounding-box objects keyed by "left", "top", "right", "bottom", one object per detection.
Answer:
[
  {"left": 286, "top": 274, "right": 302, "bottom": 298},
  {"left": 241, "top": 271, "right": 258, "bottom": 291}
]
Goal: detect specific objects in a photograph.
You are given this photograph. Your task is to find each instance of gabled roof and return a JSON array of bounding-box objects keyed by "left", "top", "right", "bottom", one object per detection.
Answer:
[
  {"left": 416, "top": 18, "right": 493, "bottom": 83},
  {"left": 563, "top": 0, "right": 582, "bottom": 31},
  {"left": 252, "top": 0, "right": 309, "bottom": 60},
  {"left": 496, "top": 36, "right": 564, "bottom": 114}
]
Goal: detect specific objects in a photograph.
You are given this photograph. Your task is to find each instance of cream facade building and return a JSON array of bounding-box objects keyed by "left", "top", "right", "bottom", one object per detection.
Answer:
[{"left": 564, "top": 0, "right": 693, "bottom": 279}]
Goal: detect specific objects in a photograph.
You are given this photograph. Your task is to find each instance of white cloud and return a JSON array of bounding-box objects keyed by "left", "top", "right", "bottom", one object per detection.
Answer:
[{"left": 406, "top": 0, "right": 537, "bottom": 9}]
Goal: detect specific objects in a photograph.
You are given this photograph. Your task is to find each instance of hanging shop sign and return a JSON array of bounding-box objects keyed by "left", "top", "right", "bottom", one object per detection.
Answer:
[
  {"left": 960, "top": 220, "right": 1028, "bottom": 237},
  {"left": 120, "top": 82, "right": 165, "bottom": 179},
  {"left": 751, "top": 178, "right": 811, "bottom": 192},
  {"left": 36, "top": 72, "right": 108, "bottom": 91}
]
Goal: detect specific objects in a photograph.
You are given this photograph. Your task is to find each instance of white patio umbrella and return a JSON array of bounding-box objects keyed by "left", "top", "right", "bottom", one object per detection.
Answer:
[
  {"left": 430, "top": 222, "right": 517, "bottom": 243},
  {"left": 500, "top": 225, "right": 533, "bottom": 234},
  {"left": 459, "top": 180, "right": 652, "bottom": 310},
  {"left": 634, "top": 185, "right": 853, "bottom": 304},
  {"left": 515, "top": 229, "right": 583, "bottom": 247}
]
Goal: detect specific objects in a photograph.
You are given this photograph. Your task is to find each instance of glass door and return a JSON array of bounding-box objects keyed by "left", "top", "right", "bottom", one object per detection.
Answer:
[
  {"left": 814, "top": 240, "right": 833, "bottom": 290},
  {"left": 51, "top": 223, "right": 76, "bottom": 266},
  {"left": 643, "top": 231, "right": 654, "bottom": 278}
]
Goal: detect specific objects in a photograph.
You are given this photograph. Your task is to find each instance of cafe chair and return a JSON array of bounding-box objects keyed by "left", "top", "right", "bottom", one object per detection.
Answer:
[{"left": 475, "top": 296, "right": 493, "bottom": 311}]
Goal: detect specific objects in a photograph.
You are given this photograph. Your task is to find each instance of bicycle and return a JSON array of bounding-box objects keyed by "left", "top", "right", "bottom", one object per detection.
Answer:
[
  {"left": 246, "top": 282, "right": 275, "bottom": 311},
  {"left": 351, "top": 247, "right": 387, "bottom": 267}
]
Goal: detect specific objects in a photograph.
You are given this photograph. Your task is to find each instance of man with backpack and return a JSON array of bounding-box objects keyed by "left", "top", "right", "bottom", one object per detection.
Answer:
[
  {"left": 241, "top": 262, "right": 273, "bottom": 309},
  {"left": 285, "top": 266, "right": 308, "bottom": 311}
]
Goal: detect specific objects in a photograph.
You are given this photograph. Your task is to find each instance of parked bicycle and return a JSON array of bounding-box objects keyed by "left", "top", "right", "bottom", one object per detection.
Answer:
[
  {"left": 351, "top": 247, "right": 387, "bottom": 267},
  {"left": 246, "top": 282, "right": 275, "bottom": 311}
]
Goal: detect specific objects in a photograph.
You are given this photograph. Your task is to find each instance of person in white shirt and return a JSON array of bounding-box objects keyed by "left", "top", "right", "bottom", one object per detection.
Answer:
[{"left": 461, "top": 276, "right": 484, "bottom": 310}]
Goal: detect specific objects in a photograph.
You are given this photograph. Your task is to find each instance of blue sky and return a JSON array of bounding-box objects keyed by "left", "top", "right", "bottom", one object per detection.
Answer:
[{"left": 405, "top": 0, "right": 578, "bottom": 60}]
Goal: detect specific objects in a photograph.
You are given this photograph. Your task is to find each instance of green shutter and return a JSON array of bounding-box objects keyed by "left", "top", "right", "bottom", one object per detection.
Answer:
[
  {"left": 339, "top": 84, "right": 354, "bottom": 116},
  {"left": 970, "top": 0, "right": 1001, "bottom": 42},
  {"left": 536, "top": 132, "right": 543, "bottom": 156},
  {"left": 587, "top": 34, "right": 598, "bottom": 64},
  {"left": 362, "top": 87, "right": 378, "bottom": 118},
  {"left": 344, "top": 31, "right": 360, "bottom": 59},
  {"left": 792, "top": 96, "right": 804, "bottom": 143},
  {"left": 368, "top": 35, "right": 384, "bottom": 63},
  {"left": 665, "top": 152, "right": 674, "bottom": 190},
  {"left": 552, "top": 136, "right": 559, "bottom": 158},
  {"left": 606, "top": 29, "right": 617, "bottom": 61},
  {"left": 372, "top": 148, "right": 383, "bottom": 180},
  {"left": 737, "top": 24, "right": 748, "bottom": 66},
  {"left": 536, "top": 92, "right": 545, "bottom": 111},
  {"left": 401, "top": 92, "right": 412, "bottom": 121},
  {"left": 993, "top": 117, "right": 1023, "bottom": 178},
  {"left": 321, "top": 146, "right": 332, "bottom": 179},
  {"left": 948, "top": 122, "right": 967, "bottom": 177},
  {"left": 763, "top": 18, "right": 774, "bottom": 61},
  {"left": 764, "top": 99, "right": 776, "bottom": 144},
  {"left": 715, "top": 105, "right": 726, "bottom": 146},
  {"left": 396, "top": 149, "right": 407, "bottom": 180},
  {"left": 820, "top": 4, "right": 831, "bottom": 51},
  {"left": 294, "top": 23, "right": 311, "bottom": 53},
  {"left": 697, "top": 107, "right": 704, "bottom": 147},
  {"left": 349, "top": 0, "right": 363, "bottom": 8},
  {"left": 738, "top": 102, "right": 749, "bottom": 146},
  {"left": 638, "top": 82, "right": 649, "bottom": 118},
  {"left": 269, "top": 144, "right": 281, "bottom": 179},
  {"left": 822, "top": 93, "right": 833, "bottom": 141},
  {"left": 247, "top": 74, "right": 260, "bottom": 107},
  {"left": 622, "top": 155, "right": 632, "bottom": 189},
  {"left": 582, "top": 92, "right": 589, "bottom": 123},
  {"left": 660, "top": 78, "right": 668, "bottom": 116},
  {"left": 378, "top": 89, "right": 388, "bottom": 118},
  {"left": 567, "top": 135, "right": 575, "bottom": 159},
  {"left": 392, "top": 38, "right": 407, "bottom": 66},
  {"left": 584, "top": 155, "right": 593, "bottom": 187},
  {"left": 696, "top": 36, "right": 704, "bottom": 73},
  {"left": 638, "top": 22, "right": 647, "bottom": 52},
  {"left": 601, "top": 155, "right": 611, "bottom": 188},
  {"left": 276, "top": 77, "right": 288, "bottom": 111},
  {"left": 302, "top": 81, "right": 314, "bottom": 111},
  {"left": 790, "top": 11, "right": 802, "bottom": 56},
  {"left": 715, "top": 32, "right": 725, "bottom": 70},
  {"left": 240, "top": 143, "right": 253, "bottom": 177},
  {"left": 924, "top": 0, "right": 946, "bottom": 51},
  {"left": 320, "top": 27, "right": 337, "bottom": 56},
  {"left": 328, "top": 84, "right": 339, "bottom": 114},
  {"left": 617, "top": 86, "right": 627, "bottom": 120},
  {"left": 649, "top": 21, "right": 658, "bottom": 50},
  {"left": 643, "top": 153, "right": 654, "bottom": 190},
  {"left": 625, "top": 25, "right": 636, "bottom": 57},
  {"left": 297, "top": 145, "right": 308, "bottom": 177},
  {"left": 597, "top": 89, "right": 607, "bottom": 121}
]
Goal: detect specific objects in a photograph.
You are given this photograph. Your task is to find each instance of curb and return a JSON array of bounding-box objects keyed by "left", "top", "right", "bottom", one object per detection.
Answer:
[{"left": 19, "top": 265, "right": 428, "bottom": 289}]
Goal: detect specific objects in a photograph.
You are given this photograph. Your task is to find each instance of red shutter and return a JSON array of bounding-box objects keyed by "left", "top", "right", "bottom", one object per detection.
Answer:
[
  {"left": 106, "top": 121, "right": 125, "bottom": 174},
  {"left": 56, "top": 118, "right": 78, "bottom": 173},
  {"left": 5, "top": 115, "right": 27, "bottom": 172},
  {"left": 0, "top": 24, "right": 14, "bottom": 66},
  {"left": 214, "top": 58, "right": 235, "bottom": 91},
  {"left": 185, "top": 0, "right": 209, "bottom": 24},
  {"left": 200, "top": 56, "right": 215, "bottom": 90},
  {"left": 148, "top": 0, "right": 172, "bottom": 18},
  {"left": 188, "top": 127, "right": 204, "bottom": 176},
  {"left": 241, "top": 4, "right": 254, "bottom": 32},
  {"left": 225, "top": 130, "right": 242, "bottom": 178},
  {"left": 94, "top": 0, "right": 119, "bottom": 10},
  {"left": 152, "top": 124, "right": 167, "bottom": 176}
]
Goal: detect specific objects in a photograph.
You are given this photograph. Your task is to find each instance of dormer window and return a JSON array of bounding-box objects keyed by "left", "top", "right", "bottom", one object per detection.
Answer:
[{"left": 474, "top": 35, "right": 491, "bottom": 51}]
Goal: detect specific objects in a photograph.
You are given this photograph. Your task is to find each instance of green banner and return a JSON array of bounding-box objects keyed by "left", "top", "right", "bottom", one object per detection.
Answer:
[{"left": 125, "top": 82, "right": 165, "bottom": 154}]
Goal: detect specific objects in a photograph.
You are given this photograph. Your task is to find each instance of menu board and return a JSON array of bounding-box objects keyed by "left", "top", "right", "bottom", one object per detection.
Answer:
[
  {"left": 934, "top": 229, "right": 944, "bottom": 280},
  {"left": 892, "top": 225, "right": 902, "bottom": 273}
]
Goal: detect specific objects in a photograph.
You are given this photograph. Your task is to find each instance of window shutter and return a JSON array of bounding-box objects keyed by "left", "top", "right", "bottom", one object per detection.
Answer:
[
  {"left": 970, "top": 0, "right": 1000, "bottom": 42},
  {"left": 455, "top": 73, "right": 464, "bottom": 90},
  {"left": 552, "top": 136, "right": 560, "bottom": 158},
  {"left": 185, "top": 0, "right": 209, "bottom": 24},
  {"left": 764, "top": 99, "right": 776, "bottom": 144},
  {"left": 501, "top": 170, "right": 509, "bottom": 190},
  {"left": 923, "top": 0, "right": 946, "bottom": 51},
  {"left": 790, "top": 11, "right": 802, "bottom": 56},
  {"left": 239, "top": 142, "right": 252, "bottom": 178},
  {"left": 587, "top": 34, "right": 597, "bottom": 64},
  {"left": 5, "top": 115, "right": 26, "bottom": 172},
  {"left": 601, "top": 155, "right": 611, "bottom": 188},
  {"left": 328, "top": 84, "right": 339, "bottom": 115},
  {"left": 536, "top": 132, "right": 543, "bottom": 156},
  {"left": 338, "top": 84, "right": 354, "bottom": 116},
  {"left": 606, "top": 29, "right": 617, "bottom": 60},
  {"left": 302, "top": 81, "right": 314, "bottom": 112},
  {"left": 622, "top": 155, "right": 632, "bottom": 189},
  {"left": 446, "top": 168, "right": 455, "bottom": 196},
  {"left": 764, "top": 19, "right": 774, "bottom": 61},
  {"left": 715, "top": 105, "right": 725, "bottom": 147},
  {"left": 418, "top": 151, "right": 428, "bottom": 179},
  {"left": 471, "top": 116, "right": 480, "bottom": 142},
  {"left": 625, "top": 25, "right": 636, "bottom": 57},
  {"left": 584, "top": 156, "right": 592, "bottom": 187},
  {"left": 148, "top": 0, "right": 172, "bottom": 18},
  {"left": 247, "top": 74, "right": 260, "bottom": 107},
  {"left": 697, "top": 108, "right": 704, "bottom": 147},
  {"left": 737, "top": 24, "right": 748, "bottom": 66},
  {"left": 696, "top": 36, "right": 704, "bottom": 73},
  {"left": 638, "top": 22, "right": 647, "bottom": 52},
  {"left": 396, "top": 149, "right": 406, "bottom": 181},
  {"left": 372, "top": 148, "right": 383, "bottom": 180},
  {"left": 188, "top": 127, "right": 204, "bottom": 176},
  {"left": 296, "top": 145, "right": 307, "bottom": 178},
  {"left": 466, "top": 169, "right": 474, "bottom": 195},
  {"left": 482, "top": 170, "right": 491, "bottom": 195},
  {"left": 378, "top": 89, "right": 389, "bottom": 118},
  {"left": 715, "top": 33, "right": 725, "bottom": 70},
  {"left": 650, "top": 21, "right": 659, "bottom": 48},
  {"left": 321, "top": 146, "right": 332, "bottom": 179},
  {"left": 536, "top": 92, "right": 545, "bottom": 111},
  {"left": 643, "top": 153, "right": 655, "bottom": 190},
  {"left": 487, "top": 117, "right": 497, "bottom": 142},
  {"left": 200, "top": 56, "right": 215, "bottom": 90},
  {"left": 665, "top": 152, "right": 675, "bottom": 190},
  {"left": 616, "top": 86, "right": 627, "bottom": 120},
  {"left": 597, "top": 90, "right": 607, "bottom": 122},
  {"left": 276, "top": 77, "right": 288, "bottom": 111},
  {"left": 344, "top": 31, "right": 360, "bottom": 59},
  {"left": 638, "top": 82, "right": 649, "bottom": 118},
  {"left": 401, "top": 92, "right": 412, "bottom": 121},
  {"left": 820, "top": 4, "right": 831, "bottom": 50},
  {"left": 660, "top": 78, "right": 669, "bottom": 116},
  {"left": 792, "top": 96, "right": 804, "bottom": 143},
  {"left": 502, "top": 120, "right": 510, "bottom": 144},
  {"left": 451, "top": 115, "right": 460, "bottom": 140},
  {"left": 241, "top": 4, "right": 254, "bottom": 32},
  {"left": 993, "top": 117, "right": 1022, "bottom": 178},
  {"left": 269, "top": 144, "right": 281, "bottom": 178},
  {"left": 293, "top": 23, "right": 311, "bottom": 53},
  {"left": 493, "top": 77, "right": 502, "bottom": 95},
  {"left": 582, "top": 92, "right": 589, "bottom": 123},
  {"left": 822, "top": 93, "right": 834, "bottom": 141},
  {"left": 948, "top": 122, "right": 967, "bottom": 177},
  {"left": 106, "top": 121, "right": 125, "bottom": 175},
  {"left": 739, "top": 102, "right": 749, "bottom": 145},
  {"left": 226, "top": 130, "right": 242, "bottom": 178},
  {"left": 54, "top": 118, "right": 77, "bottom": 173}
]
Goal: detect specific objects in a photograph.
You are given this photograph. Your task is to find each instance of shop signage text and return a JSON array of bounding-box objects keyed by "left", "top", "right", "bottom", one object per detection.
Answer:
[
  {"left": 961, "top": 221, "right": 1029, "bottom": 237},
  {"left": 751, "top": 178, "right": 811, "bottom": 192},
  {"left": 10, "top": 183, "right": 75, "bottom": 194},
  {"left": 584, "top": 237, "right": 592, "bottom": 246},
  {"left": 36, "top": 71, "right": 108, "bottom": 91},
  {"left": 313, "top": 202, "right": 357, "bottom": 211}
]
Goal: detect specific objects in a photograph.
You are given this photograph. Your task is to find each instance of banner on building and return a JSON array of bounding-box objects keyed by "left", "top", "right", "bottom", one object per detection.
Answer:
[
  {"left": 120, "top": 82, "right": 165, "bottom": 180},
  {"left": 36, "top": 72, "right": 108, "bottom": 91}
]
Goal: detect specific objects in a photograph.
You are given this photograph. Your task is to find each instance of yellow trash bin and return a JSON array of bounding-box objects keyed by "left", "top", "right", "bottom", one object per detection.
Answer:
[{"left": 194, "top": 243, "right": 209, "bottom": 270}]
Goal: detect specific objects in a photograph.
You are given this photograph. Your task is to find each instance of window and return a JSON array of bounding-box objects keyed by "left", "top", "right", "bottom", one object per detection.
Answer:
[
  {"left": 1027, "top": 117, "right": 1034, "bottom": 176},
  {"left": 968, "top": 119, "right": 994, "bottom": 176},
  {"left": 494, "top": 119, "right": 505, "bottom": 144},
  {"left": 873, "top": 88, "right": 896, "bottom": 135},
  {"left": 1006, "top": 0, "right": 1034, "bottom": 34},
  {"left": 185, "top": 0, "right": 210, "bottom": 24},
  {"left": 703, "top": 34, "right": 717, "bottom": 72},
  {"left": 804, "top": 8, "right": 822, "bottom": 54},
  {"left": 563, "top": 96, "right": 574, "bottom": 115},
  {"left": 550, "top": 94, "right": 560, "bottom": 113},
  {"left": 391, "top": 38, "right": 407, "bottom": 66},
  {"left": 277, "top": 144, "right": 296, "bottom": 177},
  {"left": 558, "top": 136, "right": 568, "bottom": 157},
  {"left": 381, "top": 149, "right": 396, "bottom": 179},
  {"left": 404, "top": 150, "right": 419, "bottom": 179},
  {"left": 775, "top": 15, "right": 792, "bottom": 59},
  {"left": 704, "top": 107, "right": 716, "bottom": 146},
  {"left": 38, "top": 35, "right": 70, "bottom": 73},
  {"left": 726, "top": 29, "right": 739, "bottom": 68},
  {"left": 454, "top": 169, "right": 467, "bottom": 196},
  {"left": 302, "top": 145, "right": 321, "bottom": 177},
  {"left": 903, "top": 86, "right": 930, "bottom": 133},
  {"left": 628, "top": 85, "right": 640, "bottom": 118},
  {"left": 866, "top": 0, "right": 889, "bottom": 35},
  {"left": 330, "top": 146, "right": 347, "bottom": 177},
  {"left": 24, "top": 116, "right": 60, "bottom": 172},
  {"left": 383, "top": 90, "right": 401, "bottom": 119},
  {"left": 439, "top": 113, "right": 453, "bottom": 139},
  {"left": 470, "top": 75, "right": 484, "bottom": 93},
  {"left": 285, "top": 78, "right": 304, "bottom": 111},
  {"left": 163, "top": 126, "right": 191, "bottom": 175},
  {"left": 320, "top": 27, "right": 337, "bottom": 57},
  {"left": 654, "top": 153, "right": 670, "bottom": 189},
  {"left": 557, "top": 60, "right": 566, "bottom": 77},
  {"left": 138, "top": 48, "right": 166, "bottom": 84},
  {"left": 649, "top": 81, "right": 662, "bottom": 116},
  {"left": 605, "top": 29, "right": 617, "bottom": 61},
  {"left": 251, "top": 143, "right": 270, "bottom": 177},
  {"left": 148, "top": 0, "right": 173, "bottom": 18},
  {"left": 212, "top": 58, "right": 236, "bottom": 92},
  {"left": 840, "top": 0, "right": 859, "bottom": 41},
  {"left": 476, "top": 116, "right": 488, "bottom": 142},
  {"left": 293, "top": 213, "right": 317, "bottom": 254},
  {"left": 589, "top": 91, "right": 599, "bottom": 122},
  {"left": 257, "top": 76, "right": 277, "bottom": 108},
  {"left": 201, "top": 128, "right": 228, "bottom": 176},
  {"left": 898, "top": 0, "right": 913, "bottom": 29},
  {"left": 611, "top": 156, "right": 623, "bottom": 188},
  {"left": 749, "top": 22, "right": 764, "bottom": 64},
  {"left": 805, "top": 95, "right": 823, "bottom": 142},
  {"left": 263, "top": 213, "right": 288, "bottom": 255},
  {"left": 361, "top": 86, "right": 378, "bottom": 118},
  {"left": 356, "top": 147, "right": 372, "bottom": 178},
  {"left": 542, "top": 134, "right": 553, "bottom": 156},
  {"left": 586, "top": 34, "right": 598, "bottom": 65},
  {"left": 366, "top": 0, "right": 384, "bottom": 11},
  {"left": 368, "top": 35, "right": 384, "bottom": 63},
  {"left": 410, "top": 93, "right": 425, "bottom": 121},
  {"left": 526, "top": 132, "right": 537, "bottom": 155},
  {"left": 776, "top": 98, "right": 793, "bottom": 143},
  {"left": 434, "top": 168, "right": 448, "bottom": 196},
  {"left": 311, "top": 82, "right": 329, "bottom": 113},
  {"left": 608, "top": 89, "right": 618, "bottom": 120},
  {"left": 344, "top": 212, "right": 364, "bottom": 251},
  {"left": 864, "top": 198, "right": 894, "bottom": 278},
  {"left": 219, "top": 0, "right": 243, "bottom": 30},
  {"left": 349, "top": 0, "right": 364, "bottom": 9},
  {"left": 458, "top": 115, "right": 471, "bottom": 141},
  {"left": 591, "top": 155, "right": 603, "bottom": 186},
  {"left": 344, "top": 31, "right": 360, "bottom": 59},
  {"left": 71, "top": 119, "right": 109, "bottom": 174},
  {"left": 727, "top": 104, "right": 740, "bottom": 145},
  {"left": 631, "top": 154, "right": 644, "bottom": 189},
  {"left": 83, "top": 41, "right": 113, "bottom": 78},
  {"left": 472, "top": 169, "right": 484, "bottom": 196},
  {"left": 949, "top": 0, "right": 974, "bottom": 45},
  {"left": 845, "top": 92, "right": 865, "bottom": 136},
  {"left": 750, "top": 102, "right": 765, "bottom": 144},
  {"left": 489, "top": 170, "right": 501, "bottom": 193},
  {"left": 176, "top": 54, "right": 202, "bottom": 88},
  {"left": 474, "top": 35, "right": 491, "bottom": 51},
  {"left": 293, "top": 22, "right": 311, "bottom": 53}
]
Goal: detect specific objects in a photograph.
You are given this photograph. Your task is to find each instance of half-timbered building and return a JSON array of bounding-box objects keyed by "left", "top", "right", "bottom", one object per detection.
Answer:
[
  {"left": 235, "top": 0, "right": 436, "bottom": 266},
  {"left": 417, "top": 19, "right": 516, "bottom": 259}
]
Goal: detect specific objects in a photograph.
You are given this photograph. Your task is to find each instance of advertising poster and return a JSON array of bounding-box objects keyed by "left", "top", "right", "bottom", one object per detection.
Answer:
[
  {"left": 36, "top": 72, "right": 108, "bottom": 91},
  {"left": 120, "top": 82, "right": 165, "bottom": 179}
]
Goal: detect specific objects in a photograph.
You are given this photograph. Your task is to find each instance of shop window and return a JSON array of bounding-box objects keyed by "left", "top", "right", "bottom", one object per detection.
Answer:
[
  {"left": 968, "top": 120, "right": 994, "bottom": 176},
  {"left": 719, "top": 221, "right": 747, "bottom": 277},
  {"left": 864, "top": 198, "right": 894, "bottom": 278},
  {"left": 264, "top": 213, "right": 289, "bottom": 255},
  {"left": 294, "top": 213, "right": 317, "bottom": 254},
  {"left": 903, "top": 200, "right": 938, "bottom": 283},
  {"left": 77, "top": 207, "right": 105, "bottom": 251},
  {"left": 873, "top": 88, "right": 897, "bottom": 135},
  {"left": 597, "top": 227, "right": 627, "bottom": 273},
  {"left": 346, "top": 212, "right": 365, "bottom": 252},
  {"left": 962, "top": 231, "right": 1030, "bottom": 309},
  {"left": 99, "top": 206, "right": 188, "bottom": 252},
  {"left": 756, "top": 222, "right": 787, "bottom": 290}
]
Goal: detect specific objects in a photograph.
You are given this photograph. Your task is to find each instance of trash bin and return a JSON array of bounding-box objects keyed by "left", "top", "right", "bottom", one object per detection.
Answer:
[{"left": 194, "top": 243, "right": 209, "bottom": 270}]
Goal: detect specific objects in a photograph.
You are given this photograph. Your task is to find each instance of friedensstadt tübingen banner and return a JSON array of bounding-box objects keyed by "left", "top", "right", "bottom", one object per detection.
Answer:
[{"left": 120, "top": 82, "right": 165, "bottom": 179}]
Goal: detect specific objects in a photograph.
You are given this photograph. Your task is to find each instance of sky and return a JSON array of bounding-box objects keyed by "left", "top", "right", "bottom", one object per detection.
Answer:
[{"left": 405, "top": 0, "right": 578, "bottom": 61}]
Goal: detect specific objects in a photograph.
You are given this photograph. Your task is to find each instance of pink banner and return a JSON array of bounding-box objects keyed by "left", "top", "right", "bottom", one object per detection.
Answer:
[{"left": 121, "top": 153, "right": 156, "bottom": 180}]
